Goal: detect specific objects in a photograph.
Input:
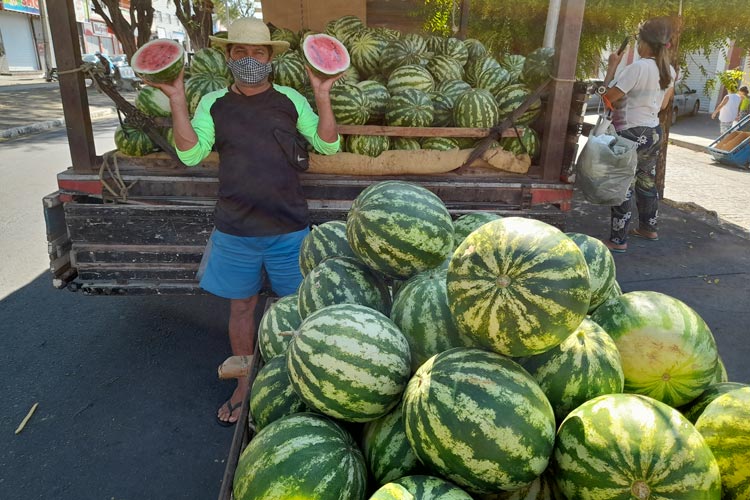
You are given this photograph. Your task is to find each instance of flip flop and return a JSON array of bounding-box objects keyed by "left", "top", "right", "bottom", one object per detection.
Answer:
[
  {"left": 603, "top": 240, "right": 627, "bottom": 254},
  {"left": 216, "top": 400, "right": 242, "bottom": 427},
  {"left": 629, "top": 229, "right": 659, "bottom": 241}
]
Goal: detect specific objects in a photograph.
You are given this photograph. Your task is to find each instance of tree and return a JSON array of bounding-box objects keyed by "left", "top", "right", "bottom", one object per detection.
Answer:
[
  {"left": 172, "top": 0, "right": 215, "bottom": 51},
  {"left": 212, "top": 0, "right": 255, "bottom": 26},
  {"left": 89, "top": 0, "right": 154, "bottom": 60}
]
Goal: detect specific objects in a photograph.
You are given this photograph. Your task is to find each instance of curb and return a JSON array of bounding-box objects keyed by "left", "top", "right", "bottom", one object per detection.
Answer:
[
  {"left": 669, "top": 138, "right": 710, "bottom": 153},
  {"left": 0, "top": 107, "right": 117, "bottom": 139}
]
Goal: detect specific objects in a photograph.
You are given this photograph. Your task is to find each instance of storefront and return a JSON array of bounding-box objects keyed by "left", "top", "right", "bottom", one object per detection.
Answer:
[
  {"left": 82, "top": 18, "right": 118, "bottom": 55},
  {"left": 0, "top": 0, "right": 42, "bottom": 72}
]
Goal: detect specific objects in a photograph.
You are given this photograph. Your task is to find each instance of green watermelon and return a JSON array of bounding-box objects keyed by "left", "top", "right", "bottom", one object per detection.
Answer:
[
  {"left": 435, "top": 79, "right": 472, "bottom": 101},
  {"left": 370, "top": 475, "right": 473, "bottom": 499},
  {"left": 447, "top": 217, "right": 590, "bottom": 357},
  {"left": 496, "top": 84, "right": 541, "bottom": 126},
  {"left": 711, "top": 355, "right": 729, "bottom": 383},
  {"left": 233, "top": 413, "right": 367, "bottom": 500},
  {"left": 185, "top": 73, "right": 230, "bottom": 114},
  {"left": 270, "top": 26, "right": 299, "bottom": 50},
  {"left": 475, "top": 66, "right": 512, "bottom": 98},
  {"left": 680, "top": 382, "right": 748, "bottom": 423},
  {"left": 554, "top": 393, "right": 721, "bottom": 500},
  {"left": 565, "top": 232, "right": 617, "bottom": 313},
  {"left": 477, "top": 470, "right": 559, "bottom": 500},
  {"left": 500, "top": 54, "right": 526, "bottom": 82},
  {"left": 421, "top": 137, "right": 459, "bottom": 151},
  {"left": 349, "top": 31, "right": 387, "bottom": 78},
  {"left": 453, "top": 88, "right": 500, "bottom": 128},
  {"left": 346, "top": 181, "right": 454, "bottom": 279},
  {"left": 452, "top": 212, "right": 502, "bottom": 248},
  {"left": 521, "top": 318, "right": 624, "bottom": 422},
  {"left": 361, "top": 403, "right": 421, "bottom": 485},
  {"left": 271, "top": 51, "right": 307, "bottom": 90},
  {"left": 426, "top": 55, "right": 464, "bottom": 83},
  {"left": 464, "top": 56, "right": 502, "bottom": 87},
  {"left": 114, "top": 124, "right": 155, "bottom": 157},
  {"left": 439, "top": 38, "right": 469, "bottom": 67},
  {"left": 357, "top": 80, "right": 390, "bottom": 123},
  {"left": 287, "top": 304, "right": 411, "bottom": 422},
  {"left": 249, "top": 355, "right": 306, "bottom": 431},
  {"left": 257, "top": 294, "right": 302, "bottom": 361},
  {"left": 380, "top": 39, "right": 429, "bottom": 77},
  {"left": 330, "top": 83, "right": 370, "bottom": 125},
  {"left": 297, "top": 256, "right": 391, "bottom": 319},
  {"left": 135, "top": 86, "right": 171, "bottom": 117},
  {"left": 430, "top": 91, "right": 456, "bottom": 127},
  {"left": 131, "top": 38, "right": 184, "bottom": 84},
  {"left": 190, "top": 47, "right": 230, "bottom": 79},
  {"left": 463, "top": 39, "right": 488, "bottom": 62},
  {"left": 522, "top": 47, "right": 554, "bottom": 89},
  {"left": 390, "top": 268, "right": 472, "bottom": 372},
  {"left": 590, "top": 291, "right": 719, "bottom": 407},
  {"left": 299, "top": 221, "right": 357, "bottom": 276},
  {"left": 403, "top": 348, "right": 556, "bottom": 493},
  {"left": 694, "top": 387, "right": 750, "bottom": 499},
  {"left": 347, "top": 134, "right": 390, "bottom": 157},
  {"left": 387, "top": 64, "right": 434, "bottom": 94},
  {"left": 499, "top": 127, "right": 540, "bottom": 161},
  {"left": 325, "top": 15, "right": 365, "bottom": 43},
  {"left": 391, "top": 137, "right": 422, "bottom": 150}
]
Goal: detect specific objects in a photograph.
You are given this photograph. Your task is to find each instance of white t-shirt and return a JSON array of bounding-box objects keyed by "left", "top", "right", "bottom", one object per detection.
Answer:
[
  {"left": 719, "top": 93, "right": 742, "bottom": 123},
  {"left": 609, "top": 58, "right": 675, "bottom": 131}
]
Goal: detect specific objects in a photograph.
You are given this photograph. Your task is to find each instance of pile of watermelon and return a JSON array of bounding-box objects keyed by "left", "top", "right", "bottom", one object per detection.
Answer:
[
  {"left": 235, "top": 179, "right": 748, "bottom": 500},
  {"left": 268, "top": 16, "right": 552, "bottom": 158},
  {"left": 114, "top": 46, "right": 233, "bottom": 157}
]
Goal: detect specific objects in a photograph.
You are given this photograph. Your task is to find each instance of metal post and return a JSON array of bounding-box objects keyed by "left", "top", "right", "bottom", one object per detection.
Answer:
[{"left": 543, "top": 0, "right": 562, "bottom": 49}]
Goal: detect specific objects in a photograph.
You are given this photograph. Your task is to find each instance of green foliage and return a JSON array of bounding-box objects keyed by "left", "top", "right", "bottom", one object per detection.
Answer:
[
  {"left": 422, "top": 0, "right": 750, "bottom": 78},
  {"left": 706, "top": 69, "right": 745, "bottom": 95}
]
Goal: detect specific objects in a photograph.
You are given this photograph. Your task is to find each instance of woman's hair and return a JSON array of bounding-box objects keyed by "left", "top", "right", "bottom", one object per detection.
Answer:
[
  {"left": 638, "top": 17, "right": 673, "bottom": 90},
  {"left": 740, "top": 86, "right": 749, "bottom": 95}
]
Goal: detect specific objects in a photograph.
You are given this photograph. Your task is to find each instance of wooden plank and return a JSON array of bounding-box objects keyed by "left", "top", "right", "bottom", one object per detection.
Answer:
[
  {"left": 539, "top": 0, "right": 585, "bottom": 181},
  {"left": 72, "top": 244, "right": 205, "bottom": 265},
  {"left": 336, "top": 125, "right": 522, "bottom": 138},
  {"left": 46, "top": 0, "right": 97, "bottom": 171},
  {"left": 77, "top": 268, "right": 199, "bottom": 281},
  {"left": 70, "top": 281, "right": 205, "bottom": 295}
]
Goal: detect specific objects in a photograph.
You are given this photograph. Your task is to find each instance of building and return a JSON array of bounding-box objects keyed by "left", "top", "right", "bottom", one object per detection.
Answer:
[{"left": 0, "top": 0, "right": 45, "bottom": 73}]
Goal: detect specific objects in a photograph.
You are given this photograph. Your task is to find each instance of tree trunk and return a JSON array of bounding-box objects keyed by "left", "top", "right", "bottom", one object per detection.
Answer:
[
  {"left": 173, "top": 0, "right": 214, "bottom": 51},
  {"left": 656, "top": 14, "right": 683, "bottom": 199},
  {"left": 89, "top": 0, "right": 154, "bottom": 61}
]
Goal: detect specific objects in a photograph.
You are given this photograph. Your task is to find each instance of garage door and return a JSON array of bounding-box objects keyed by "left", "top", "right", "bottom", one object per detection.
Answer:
[{"left": 0, "top": 12, "right": 39, "bottom": 71}]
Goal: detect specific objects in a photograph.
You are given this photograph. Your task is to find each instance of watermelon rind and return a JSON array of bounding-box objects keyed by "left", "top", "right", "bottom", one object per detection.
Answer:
[
  {"left": 249, "top": 356, "right": 307, "bottom": 431},
  {"left": 302, "top": 33, "right": 351, "bottom": 76},
  {"left": 370, "top": 475, "right": 473, "bottom": 499},
  {"left": 554, "top": 393, "right": 721, "bottom": 500},
  {"left": 135, "top": 86, "right": 172, "bottom": 117},
  {"left": 185, "top": 73, "right": 230, "bottom": 115},
  {"left": 679, "top": 381, "right": 748, "bottom": 424},
  {"left": 361, "top": 404, "right": 421, "bottom": 485},
  {"left": 452, "top": 212, "right": 502, "bottom": 249},
  {"left": 232, "top": 412, "right": 367, "bottom": 500},
  {"left": 257, "top": 294, "right": 302, "bottom": 361},
  {"left": 190, "top": 47, "right": 231, "bottom": 79},
  {"left": 131, "top": 39, "right": 185, "bottom": 84},
  {"left": 565, "top": 232, "right": 617, "bottom": 313},
  {"left": 298, "top": 220, "right": 358, "bottom": 276},
  {"left": 115, "top": 125, "right": 155, "bottom": 157}
]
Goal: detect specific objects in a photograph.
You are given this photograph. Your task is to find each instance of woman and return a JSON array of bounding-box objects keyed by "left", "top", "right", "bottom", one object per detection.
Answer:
[{"left": 601, "top": 17, "right": 675, "bottom": 253}]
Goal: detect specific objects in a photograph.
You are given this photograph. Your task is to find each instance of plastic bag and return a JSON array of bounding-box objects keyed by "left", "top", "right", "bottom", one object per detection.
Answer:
[{"left": 576, "top": 114, "right": 638, "bottom": 205}]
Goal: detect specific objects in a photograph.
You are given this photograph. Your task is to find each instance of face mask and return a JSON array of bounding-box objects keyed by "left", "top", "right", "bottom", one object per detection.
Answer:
[{"left": 227, "top": 56, "right": 272, "bottom": 85}]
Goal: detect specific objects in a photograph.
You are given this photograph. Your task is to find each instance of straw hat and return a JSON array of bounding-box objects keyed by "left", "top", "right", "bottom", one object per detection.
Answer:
[{"left": 209, "top": 18, "right": 289, "bottom": 57}]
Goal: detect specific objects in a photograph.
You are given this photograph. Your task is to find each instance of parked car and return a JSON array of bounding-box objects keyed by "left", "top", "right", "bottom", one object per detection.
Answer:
[
  {"left": 672, "top": 82, "right": 702, "bottom": 123},
  {"left": 81, "top": 53, "right": 141, "bottom": 91}
]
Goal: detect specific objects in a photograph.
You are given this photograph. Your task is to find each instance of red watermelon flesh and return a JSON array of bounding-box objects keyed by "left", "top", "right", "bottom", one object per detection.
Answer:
[
  {"left": 302, "top": 34, "right": 351, "bottom": 76},
  {"left": 132, "top": 39, "right": 185, "bottom": 84}
]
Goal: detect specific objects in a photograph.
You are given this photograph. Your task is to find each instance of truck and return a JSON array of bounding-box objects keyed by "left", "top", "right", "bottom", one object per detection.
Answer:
[{"left": 43, "top": 0, "right": 588, "bottom": 297}]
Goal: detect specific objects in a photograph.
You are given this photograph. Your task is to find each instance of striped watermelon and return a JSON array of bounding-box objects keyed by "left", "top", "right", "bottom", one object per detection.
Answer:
[
  {"left": 270, "top": 27, "right": 299, "bottom": 49},
  {"left": 463, "top": 39, "right": 488, "bottom": 62},
  {"left": 496, "top": 84, "right": 541, "bottom": 126},
  {"left": 371, "top": 475, "right": 473, "bottom": 499},
  {"left": 346, "top": 181, "right": 454, "bottom": 279},
  {"left": 357, "top": 80, "right": 390, "bottom": 123},
  {"left": 477, "top": 470, "right": 559, "bottom": 500},
  {"left": 325, "top": 15, "right": 365, "bottom": 43},
  {"left": 447, "top": 217, "right": 590, "bottom": 357},
  {"left": 439, "top": 38, "right": 469, "bottom": 67},
  {"left": 349, "top": 31, "right": 387, "bottom": 78},
  {"left": 421, "top": 137, "right": 459, "bottom": 151},
  {"left": 257, "top": 294, "right": 302, "bottom": 361},
  {"left": 299, "top": 220, "right": 358, "bottom": 276},
  {"left": 271, "top": 51, "right": 307, "bottom": 90},
  {"left": 286, "top": 304, "right": 411, "bottom": 422},
  {"left": 565, "top": 232, "right": 617, "bottom": 313},
  {"left": 403, "top": 348, "right": 556, "bottom": 493},
  {"left": 380, "top": 40, "right": 429, "bottom": 77},
  {"left": 190, "top": 47, "right": 231, "bottom": 79},
  {"left": 475, "top": 66, "right": 512, "bottom": 98},
  {"left": 522, "top": 47, "right": 554, "bottom": 89},
  {"left": 452, "top": 212, "right": 502, "bottom": 247},
  {"left": 115, "top": 125, "right": 155, "bottom": 156},
  {"left": 330, "top": 83, "right": 370, "bottom": 125},
  {"left": 453, "top": 88, "right": 500, "bottom": 128},
  {"left": 347, "top": 134, "right": 390, "bottom": 157},
  {"left": 499, "top": 127, "right": 540, "bottom": 161},
  {"left": 426, "top": 55, "right": 464, "bottom": 83},
  {"left": 590, "top": 291, "right": 719, "bottom": 407},
  {"left": 402, "top": 33, "right": 428, "bottom": 54},
  {"left": 554, "top": 393, "right": 721, "bottom": 499},
  {"left": 233, "top": 412, "right": 367, "bottom": 500},
  {"left": 430, "top": 92, "right": 456, "bottom": 127},
  {"left": 712, "top": 356, "right": 729, "bottom": 383},
  {"left": 335, "top": 64, "right": 361, "bottom": 86},
  {"left": 390, "top": 268, "right": 472, "bottom": 372},
  {"left": 185, "top": 73, "right": 230, "bottom": 114},
  {"left": 135, "top": 86, "right": 172, "bottom": 117},
  {"left": 695, "top": 387, "right": 750, "bottom": 499},
  {"left": 391, "top": 137, "right": 421, "bottom": 150},
  {"left": 435, "top": 79, "right": 472, "bottom": 101},
  {"left": 464, "top": 56, "right": 502, "bottom": 87},
  {"left": 361, "top": 403, "right": 421, "bottom": 485},
  {"left": 297, "top": 256, "right": 391, "bottom": 319},
  {"left": 249, "top": 355, "right": 306, "bottom": 431},
  {"left": 373, "top": 27, "right": 401, "bottom": 41},
  {"left": 521, "top": 318, "right": 624, "bottom": 422},
  {"left": 385, "top": 89, "right": 434, "bottom": 128},
  {"left": 387, "top": 64, "right": 434, "bottom": 94},
  {"left": 500, "top": 54, "right": 526, "bottom": 82},
  {"left": 426, "top": 35, "right": 447, "bottom": 54},
  {"left": 680, "top": 382, "right": 748, "bottom": 423}
]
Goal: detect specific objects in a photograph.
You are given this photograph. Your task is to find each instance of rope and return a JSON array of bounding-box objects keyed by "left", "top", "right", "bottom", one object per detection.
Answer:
[
  {"left": 99, "top": 153, "right": 138, "bottom": 202},
  {"left": 56, "top": 62, "right": 100, "bottom": 76},
  {"left": 550, "top": 76, "right": 577, "bottom": 84}
]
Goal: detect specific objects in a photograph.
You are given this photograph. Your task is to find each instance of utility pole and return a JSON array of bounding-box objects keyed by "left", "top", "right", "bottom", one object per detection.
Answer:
[{"left": 38, "top": 0, "right": 55, "bottom": 80}]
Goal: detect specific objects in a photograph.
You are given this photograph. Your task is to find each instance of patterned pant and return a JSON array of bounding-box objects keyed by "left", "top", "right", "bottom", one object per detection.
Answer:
[{"left": 610, "top": 125, "right": 662, "bottom": 245}]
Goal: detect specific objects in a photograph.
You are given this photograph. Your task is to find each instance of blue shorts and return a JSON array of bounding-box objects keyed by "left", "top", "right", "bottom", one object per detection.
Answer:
[{"left": 198, "top": 227, "right": 309, "bottom": 299}]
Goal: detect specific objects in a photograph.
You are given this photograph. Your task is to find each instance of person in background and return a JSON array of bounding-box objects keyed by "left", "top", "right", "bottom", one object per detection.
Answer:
[
  {"left": 735, "top": 86, "right": 749, "bottom": 123},
  {"left": 146, "top": 18, "right": 341, "bottom": 426},
  {"left": 600, "top": 17, "right": 676, "bottom": 253},
  {"left": 712, "top": 86, "right": 742, "bottom": 134}
]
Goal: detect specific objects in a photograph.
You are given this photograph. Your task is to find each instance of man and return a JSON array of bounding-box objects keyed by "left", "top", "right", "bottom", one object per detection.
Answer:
[
  {"left": 147, "top": 18, "right": 340, "bottom": 426},
  {"left": 712, "top": 87, "right": 742, "bottom": 135}
]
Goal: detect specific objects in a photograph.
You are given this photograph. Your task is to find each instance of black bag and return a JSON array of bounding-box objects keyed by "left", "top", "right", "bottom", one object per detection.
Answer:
[{"left": 273, "top": 128, "right": 310, "bottom": 172}]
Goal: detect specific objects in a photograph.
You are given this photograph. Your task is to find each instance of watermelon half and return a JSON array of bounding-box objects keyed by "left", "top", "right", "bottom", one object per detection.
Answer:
[
  {"left": 302, "top": 33, "right": 351, "bottom": 77},
  {"left": 131, "top": 39, "right": 185, "bottom": 84}
]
